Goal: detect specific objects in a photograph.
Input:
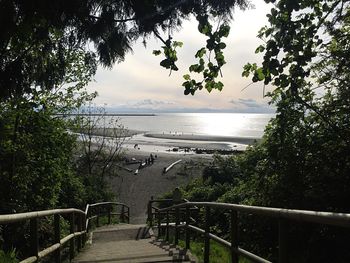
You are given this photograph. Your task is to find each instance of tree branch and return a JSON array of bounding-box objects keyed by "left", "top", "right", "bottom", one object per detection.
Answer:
[
  {"left": 152, "top": 29, "right": 167, "bottom": 45},
  {"left": 89, "top": 15, "right": 136, "bottom": 23}
]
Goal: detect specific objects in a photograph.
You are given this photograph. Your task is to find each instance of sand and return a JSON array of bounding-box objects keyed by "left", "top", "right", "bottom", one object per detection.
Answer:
[
  {"left": 96, "top": 129, "right": 252, "bottom": 223},
  {"left": 144, "top": 132, "right": 260, "bottom": 145},
  {"left": 108, "top": 148, "right": 212, "bottom": 224}
]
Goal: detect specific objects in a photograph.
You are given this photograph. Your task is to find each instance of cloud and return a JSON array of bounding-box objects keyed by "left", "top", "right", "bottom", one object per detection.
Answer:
[
  {"left": 229, "top": 98, "right": 275, "bottom": 113},
  {"left": 86, "top": 1, "right": 274, "bottom": 112},
  {"left": 229, "top": 98, "right": 261, "bottom": 108},
  {"left": 129, "top": 99, "right": 175, "bottom": 108}
]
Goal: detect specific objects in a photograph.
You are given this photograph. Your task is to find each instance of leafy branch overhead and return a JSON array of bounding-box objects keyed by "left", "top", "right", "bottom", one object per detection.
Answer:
[
  {"left": 152, "top": 37, "right": 183, "bottom": 75},
  {"left": 183, "top": 15, "right": 229, "bottom": 95},
  {"left": 242, "top": 0, "right": 349, "bottom": 98},
  {"left": 0, "top": 0, "right": 249, "bottom": 101},
  {"left": 152, "top": 14, "right": 230, "bottom": 95}
]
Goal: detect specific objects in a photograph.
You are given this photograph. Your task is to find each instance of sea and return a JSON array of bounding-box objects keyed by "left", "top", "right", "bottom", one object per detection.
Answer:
[{"left": 117, "top": 113, "right": 274, "bottom": 138}]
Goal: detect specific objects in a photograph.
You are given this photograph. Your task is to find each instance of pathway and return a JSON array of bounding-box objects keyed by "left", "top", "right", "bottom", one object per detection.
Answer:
[{"left": 73, "top": 224, "right": 195, "bottom": 263}]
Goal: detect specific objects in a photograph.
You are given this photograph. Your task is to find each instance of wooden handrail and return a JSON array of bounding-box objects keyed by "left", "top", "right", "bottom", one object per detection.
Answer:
[
  {"left": 0, "top": 208, "right": 84, "bottom": 224},
  {"left": 0, "top": 201, "right": 130, "bottom": 263},
  {"left": 153, "top": 200, "right": 350, "bottom": 263},
  {"left": 158, "top": 201, "right": 350, "bottom": 228}
]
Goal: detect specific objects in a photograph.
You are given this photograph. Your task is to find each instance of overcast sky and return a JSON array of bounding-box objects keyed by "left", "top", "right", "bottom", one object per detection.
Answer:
[{"left": 86, "top": 0, "right": 274, "bottom": 113}]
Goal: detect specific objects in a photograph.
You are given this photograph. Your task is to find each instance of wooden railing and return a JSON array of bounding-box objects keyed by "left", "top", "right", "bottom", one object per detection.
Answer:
[
  {"left": 147, "top": 197, "right": 197, "bottom": 227},
  {"left": 0, "top": 202, "right": 129, "bottom": 263},
  {"left": 151, "top": 200, "right": 350, "bottom": 263}
]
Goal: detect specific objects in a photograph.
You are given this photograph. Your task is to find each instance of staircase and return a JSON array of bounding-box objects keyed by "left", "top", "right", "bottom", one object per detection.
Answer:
[{"left": 73, "top": 224, "right": 196, "bottom": 263}]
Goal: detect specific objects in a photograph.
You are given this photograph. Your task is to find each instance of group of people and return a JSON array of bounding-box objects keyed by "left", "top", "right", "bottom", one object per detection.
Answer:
[{"left": 139, "top": 153, "right": 157, "bottom": 169}]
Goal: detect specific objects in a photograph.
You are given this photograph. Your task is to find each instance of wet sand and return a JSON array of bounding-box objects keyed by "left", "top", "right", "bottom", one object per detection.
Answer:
[
  {"left": 144, "top": 132, "right": 260, "bottom": 145},
  {"left": 100, "top": 130, "right": 254, "bottom": 223},
  {"left": 108, "top": 148, "right": 212, "bottom": 224}
]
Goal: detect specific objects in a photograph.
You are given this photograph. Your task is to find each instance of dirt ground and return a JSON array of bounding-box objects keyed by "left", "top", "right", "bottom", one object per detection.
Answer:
[{"left": 108, "top": 149, "right": 212, "bottom": 224}]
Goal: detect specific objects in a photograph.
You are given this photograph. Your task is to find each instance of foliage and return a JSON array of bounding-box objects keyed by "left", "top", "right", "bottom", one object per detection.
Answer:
[
  {"left": 0, "top": 102, "right": 80, "bottom": 213},
  {"left": 73, "top": 105, "right": 128, "bottom": 203},
  {"left": 0, "top": 249, "right": 18, "bottom": 263},
  {"left": 179, "top": 239, "right": 231, "bottom": 263},
  {"left": 0, "top": 0, "right": 250, "bottom": 99},
  {"left": 0, "top": 31, "right": 97, "bottom": 258},
  {"left": 0, "top": 46, "right": 96, "bottom": 213},
  {"left": 182, "top": 14, "right": 229, "bottom": 95},
  {"left": 178, "top": 9, "right": 350, "bottom": 252}
]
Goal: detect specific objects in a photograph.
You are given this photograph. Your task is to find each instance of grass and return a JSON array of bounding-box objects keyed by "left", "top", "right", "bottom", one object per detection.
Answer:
[
  {"left": 87, "top": 214, "right": 122, "bottom": 231},
  {"left": 158, "top": 230, "right": 252, "bottom": 263}
]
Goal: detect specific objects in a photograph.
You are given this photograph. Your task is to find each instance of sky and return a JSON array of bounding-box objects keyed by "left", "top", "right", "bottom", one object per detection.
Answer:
[{"left": 86, "top": 0, "right": 275, "bottom": 113}]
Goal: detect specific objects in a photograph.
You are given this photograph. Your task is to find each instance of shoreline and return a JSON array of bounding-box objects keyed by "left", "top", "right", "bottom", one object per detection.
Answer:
[
  {"left": 144, "top": 132, "right": 260, "bottom": 145},
  {"left": 122, "top": 133, "right": 253, "bottom": 154},
  {"left": 78, "top": 129, "right": 261, "bottom": 154},
  {"left": 77, "top": 126, "right": 262, "bottom": 154}
]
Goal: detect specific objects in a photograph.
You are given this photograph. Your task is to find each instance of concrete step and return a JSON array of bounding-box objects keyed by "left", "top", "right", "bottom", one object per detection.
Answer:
[
  {"left": 74, "top": 224, "right": 196, "bottom": 263},
  {"left": 93, "top": 224, "right": 152, "bottom": 241}
]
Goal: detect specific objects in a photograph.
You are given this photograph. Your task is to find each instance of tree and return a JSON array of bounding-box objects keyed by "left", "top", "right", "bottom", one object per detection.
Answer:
[
  {"left": 0, "top": 0, "right": 250, "bottom": 100},
  {"left": 174, "top": 1, "right": 350, "bottom": 261},
  {"left": 0, "top": 48, "right": 96, "bottom": 213},
  {"left": 236, "top": 1, "right": 350, "bottom": 261},
  {"left": 74, "top": 105, "right": 128, "bottom": 203}
]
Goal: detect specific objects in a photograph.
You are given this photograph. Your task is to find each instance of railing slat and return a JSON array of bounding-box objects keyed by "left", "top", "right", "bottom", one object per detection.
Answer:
[
  {"left": 278, "top": 219, "right": 288, "bottom": 263},
  {"left": 185, "top": 206, "right": 190, "bottom": 250},
  {"left": 29, "top": 218, "right": 38, "bottom": 260},
  {"left": 70, "top": 212, "right": 75, "bottom": 261},
  {"left": 166, "top": 211, "right": 170, "bottom": 242},
  {"left": 231, "top": 210, "right": 238, "bottom": 263},
  {"left": 204, "top": 206, "right": 210, "bottom": 263},
  {"left": 54, "top": 214, "right": 61, "bottom": 263},
  {"left": 175, "top": 208, "right": 180, "bottom": 245}
]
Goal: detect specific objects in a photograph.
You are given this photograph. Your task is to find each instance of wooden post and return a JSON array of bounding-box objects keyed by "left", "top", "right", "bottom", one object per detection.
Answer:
[
  {"left": 230, "top": 210, "right": 238, "bottom": 263},
  {"left": 30, "top": 218, "right": 39, "bottom": 260},
  {"left": 157, "top": 209, "right": 161, "bottom": 238},
  {"left": 77, "top": 215, "right": 82, "bottom": 252},
  {"left": 185, "top": 206, "right": 190, "bottom": 250},
  {"left": 54, "top": 214, "right": 61, "bottom": 263},
  {"left": 70, "top": 213, "right": 75, "bottom": 260},
  {"left": 175, "top": 208, "right": 180, "bottom": 246},
  {"left": 166, "top": 211, "right": 170, "bottom": 242},
  {"left": 108, "top": 204, "right": 111, "bottom": 224},
  {"left": 82, "top": 213, "right": 87, "bottom": 245},
  {"left": 204, "top": 206, "right": 210, "bottom": 263},
  {"left": 279, "top": 219, "right": 288, "bottom": 263},
  {"left": 147, "top": 201, "right": 151, "bottom": 226},
  {"left": 121, "top": 205, "right": 125, "bottom": 223},
  {"left": 127, "top": 206, "right": 130, "bottom": 224},
  {"left": 96, "top": 207, "right": 100, "bottom": 227},
  {"left": 148, "top": 196, "right": 154, "bottom": 226}
]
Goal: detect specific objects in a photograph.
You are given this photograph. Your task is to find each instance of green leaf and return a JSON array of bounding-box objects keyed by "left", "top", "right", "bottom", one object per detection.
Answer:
[
  {"left": 255, "top": 45, "right": 265, "bottom": 53},
  {"left": 152, "top": 50, "right": 161, "bottom": 56},
  {"left": 214, "top": 81, "right": 224, "bottom": 91},
  {"left": 218, "top": 25, "right": 230, "bottom": 37},
  {"left": 160, "top": 59, "right": 171, "bottom": 69},
  {"left": 183, "top": 74, "right": 191, "bottom": 80},
  {"left": 256, "top": 68, "right": 265, "bottom": 80},
  {"left": 218, "top": 42, "right": 226, "bottom": 49},
  {"left": 173, "top": 41, "right": 183, "bottom": 48},
  {"left": 205, "top": 81, "right": 214, "bottom": 92},
  {"left": 195, "top": 48, "right": 206, "bottom": 58}
]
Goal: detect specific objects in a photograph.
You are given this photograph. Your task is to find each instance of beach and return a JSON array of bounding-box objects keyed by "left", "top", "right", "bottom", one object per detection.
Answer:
[
  {"left": 93, "top": 128, "right": 258, "bottom": 223},
  {"left": 109, "top": 148, "right": 213, "bottom": 224},
  {"left": 122, "top": 132, "right": 258, "bottom": 154}
]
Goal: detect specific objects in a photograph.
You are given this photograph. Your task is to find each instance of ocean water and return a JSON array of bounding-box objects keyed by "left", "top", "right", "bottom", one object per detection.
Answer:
[{"left": 117, "top": 113, "right": 274, "bottom": 138}]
